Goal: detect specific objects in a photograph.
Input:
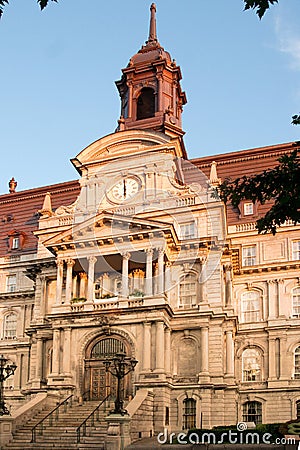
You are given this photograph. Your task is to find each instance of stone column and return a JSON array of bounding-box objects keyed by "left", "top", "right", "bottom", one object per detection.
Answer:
[
  {"left": 155, "top": 321, "right": 165, "bottom": 372},
  {"left": 157, "top": 248, "right": 164, "bottom": 295},
  {"left": 199, "top": 258, "right": 207, "bottom": 303},
  {"left": 35, "top": 337, "right": 44, "bottom": 380},
  {"left": 65, "top": 259, "right": 75, "bottom": 304},
  {"left": 158, "top": 73, "right": 163, "bottom": 111},
  {"left": 224, "top": 264, "right": 233, "bottom": 306},
  {"left": 143, "top": 322, "right": 152, "bottom": 371},
  {"left": 87, "top": 256, "right": 97, "bottom": 302},
  {"left": 72, "top": 275, "right": 78, "bottom": 298},
  {"left": 164, "top": 262, "right": 171, "bottom": 297},
  {"left": 165, "top": 327, "right": 171, "bottom": 375},
  {"left": 79, "top": 272, "right": 87, "bottom": 298},
  {"left": 277, "top": 279, "right": 284, "bottom": 317},
  {"left": 268, "top": 337, "right": 276, "bottom": 380},
  {"left": 200, "top": 327, "right": 209, "bottom": 374},
  {"left": 145, "top": 249, "right": 153, "bottom": 296},
  {"left": 52, "top": 329, "right": 61, "bottom": 375},
  {"left": 63, "top": 328, "right": 72, "bottom": 375},
  {"left": 267, "top": 280, "right": 276, "bottom": 319},
  {"left": 122, "top": 253, "right": 130, "bottom": 297},
  {"left": 128, "top": 81, "right": 133, "bottom": 118},
  {"left": 55, "top": 259, "right": 64, "bottom": 305},
  {"left": 225, "top": 330, "right": 234, "bottom": 376}
]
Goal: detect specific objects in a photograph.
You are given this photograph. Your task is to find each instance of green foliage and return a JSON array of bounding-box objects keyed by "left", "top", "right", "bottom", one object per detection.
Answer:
[
  {"left": 218, "top": 149, "right": 300, "bottom": 234},
  {"left": 130, "top": 289, "right": 144, "bottom": 297},
  {"left": 101, "top": 293, "right": 116, "bottom": 299},
  {"left": 0, "top": 0, "right": 57, "bottom": 19},
  {"left": 292, "top": 114, "right": 300, "bottom": 125},
  {"left": 243, "top": 0, "right": 278, "bottom": 19},
  {"left": 71, "top": 297, "right": 86, "bottom": 303}
]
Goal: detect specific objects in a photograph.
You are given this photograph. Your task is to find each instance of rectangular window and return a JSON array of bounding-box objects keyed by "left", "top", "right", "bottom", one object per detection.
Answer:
[
  {"left": 242, "top": 245, "right": 256, "bottom": 266},
  {"left": 180, "top": 222, "right": 196, "bottom": 240},
  {"left": 244, "top": 202, "right": 254, "bottom": 215},
  {"left": 292, "top": 241, "right": 300, "bottom": 260},
  {"left": 6, "top": 275, "right": 17, "bottom": 293},
  {"left": 12, "top": 237, "right": 19, "bottom": 249}
]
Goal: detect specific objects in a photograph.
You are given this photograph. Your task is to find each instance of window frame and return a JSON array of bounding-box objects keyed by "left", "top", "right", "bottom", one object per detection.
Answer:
[
  {"left": 241, "top": 290, "right": 261, "bottom": 323},
  {"left": 242, "top": 348, "right": 262, "bottom": 382},
  {"left": 294, "top": 346, "right": 300, "bottom": 379},
  {"left": 179, "top": 273, "right": 198, "bottom": 308},
  {"left": 3, "top": 312, "right": 17, "bottom": 340},
  {"left": 292, "top": 287, "right": 300, "bottom": 318},
  {"left": 243, "top": 202, "right": 254, "bottom": 216},
  {"left": 6, "top": 274, "right": 17, "bottom": 293},
  {"left": 182, "top": 398, "right": 196, "bottom": 430},
  {"left": 242, "top": 245, "right": 257, "bottom": 267},
  {"left": 292, "top": 241, "right": 300, "bottom": 261},
  {"left": 242, "top": 401, "right": 262, "bottom": 424},
  {"left": 180, "top": 222, "right": 196, "bottom": 240}
]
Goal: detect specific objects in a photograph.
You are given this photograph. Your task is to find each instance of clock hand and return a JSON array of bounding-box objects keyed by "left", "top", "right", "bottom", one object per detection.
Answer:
[{"left": 123, "top": 179, "right": 126, "bottom": 199}]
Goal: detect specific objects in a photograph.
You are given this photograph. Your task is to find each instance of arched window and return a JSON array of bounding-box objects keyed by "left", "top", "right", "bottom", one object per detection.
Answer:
[
  {"left": 243, "top": 401, "right": 262, "bottom": 424},
  {"left": 296, "top": 400, "right": 300, "bottom": 420},
  {"left": 183, "top": 398, "right": 196, "bottom": 430},
  {"left": 294, "top": 346, "right": 300, "bottom": 379},
  {"left": 3, "top": 313, "right": 17, "bottom": 339},
  {"left": 241, "top": 291, "right": 261, "bottom": 322},
  {"left": 242, "top": 348, "right": 262, "bottom": 382},
  {"left": 137, "top": 88, "right": 155, "bottom": 120},
  {"left": 91, "top": 338, "right": 126, "bottom": 359},
  {"left": 292, "top": 287, "right": 300, "bottom": 318},
  {"left": 179, "top": 273, "right": 197, "bottom": 308}
]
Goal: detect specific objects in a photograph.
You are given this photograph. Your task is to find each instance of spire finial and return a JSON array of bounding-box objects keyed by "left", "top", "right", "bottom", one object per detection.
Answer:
[{"left": 148, "top": 3, "right": 157, "bottom": 44}]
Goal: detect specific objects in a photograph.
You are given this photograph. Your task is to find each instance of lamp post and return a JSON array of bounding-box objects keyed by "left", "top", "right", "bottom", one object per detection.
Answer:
[
  {"left": 0, "top": 355, "right": 17, "bottom": 416},
  {"left": 104, "top": 352, "right": 137, "bottom": 415}
]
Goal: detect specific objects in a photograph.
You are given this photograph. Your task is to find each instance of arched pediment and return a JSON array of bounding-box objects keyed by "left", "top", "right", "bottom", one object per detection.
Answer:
[{"left": 71, "top": 130, "right": 183, "bottom": 174}]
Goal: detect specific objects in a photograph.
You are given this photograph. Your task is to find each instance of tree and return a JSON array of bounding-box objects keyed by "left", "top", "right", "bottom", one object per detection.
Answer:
[
  {"left": 218, "top": 149, "right": 300, "bottom": 234},
  {"left": 243, "top": 0, "right": 278, "bottom": 19},
  {"left": 0, "top": 0, "right": 281, "bottom": 19},
  {"left": 0, "top": 0, "right": 57, "bottom": 18}
]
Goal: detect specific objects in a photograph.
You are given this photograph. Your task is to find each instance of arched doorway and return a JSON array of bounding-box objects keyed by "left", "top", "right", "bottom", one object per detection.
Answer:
[{"left": 85, "top": 336, "right": 132, "bottom": 401}]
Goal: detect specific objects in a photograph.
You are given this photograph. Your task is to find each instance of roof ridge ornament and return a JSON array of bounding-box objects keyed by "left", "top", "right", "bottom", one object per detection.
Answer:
[{"left": 146, "top": 3, "right": 158, "bottom": 45}]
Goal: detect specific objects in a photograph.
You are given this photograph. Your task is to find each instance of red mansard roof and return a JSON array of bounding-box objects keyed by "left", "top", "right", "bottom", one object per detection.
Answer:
[
  {"left": 0, "top": 141, "right": 297, "bottom": 258},
  {"left": 0, "top": 180, "right": 80, "bottom": 257},
  {"left": 186, "top": 141, "right": 300, "bottom": 226}
]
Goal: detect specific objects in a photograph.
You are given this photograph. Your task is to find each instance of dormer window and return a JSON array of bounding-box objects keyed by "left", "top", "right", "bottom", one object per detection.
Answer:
[
  {"left": 7, "top": 230, "right": 25, "bottom": 251},
  {"left": 244, "top": 202, "right": 254, "bottom": 216},
  {"left": 12, "top": 237, "right": 19, "bottom": 250}
]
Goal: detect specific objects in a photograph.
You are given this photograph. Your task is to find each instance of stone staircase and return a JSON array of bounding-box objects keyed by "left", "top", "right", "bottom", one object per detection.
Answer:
[{"left": 3, "top": 399, "right": 110, "bottom": 450}]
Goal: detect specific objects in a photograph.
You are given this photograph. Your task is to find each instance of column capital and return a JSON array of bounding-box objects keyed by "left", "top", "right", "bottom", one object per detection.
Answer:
[
  {"left": 156, "top": 247, "right": 164, "bottom": 255},
  {"left": 56, "top": 258, "right": 64, "bottom": 267},
  {"left": 88, "top": 256, "right": 97, "bottom": 265},
  {"left": 165, "top": 261, "right": 172, "bottom": 268},
  {"left": 145, "top": 248, "right": 154, "bottom": 256},
  {"left": 79, "top": 272, "right": 88, "bottom": 280},
  {"left": 66, "top": 258, "right": 75, "bottom": 267},
  {"left": 224, "top": 263, "right": 232, "bottom": 272},
  {"left": 122, "top": 252, "right": 131, "bottom": 260}
]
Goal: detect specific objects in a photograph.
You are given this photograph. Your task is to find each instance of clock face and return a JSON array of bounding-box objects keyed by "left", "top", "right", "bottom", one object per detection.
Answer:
[{"left": 111, "top": 177, "right": 139, "bottom": 201}]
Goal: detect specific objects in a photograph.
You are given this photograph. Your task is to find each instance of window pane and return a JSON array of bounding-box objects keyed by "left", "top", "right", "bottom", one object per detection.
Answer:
[
  {"left": 242, "top": 246, "right": 256, "bottom": 266},
  {"left": 244, "top": 203, "right": 254, "bottom": 215},
  {"left": 180, "top": 223, "right": 195, "bottom": 239},
  {"left": 183, "top": 398, "right": 196, "bottom": 429},
  {"left": 243, "top": 401, "right": 262, "bottom": 424},
  {"left": 295, "top": 346, "right": 300, "bottom": 379},
  {"left": 4, "top": 314, "right": 17, "bottom": 339},
  {"left": 292, "top": 288, "right": 300, "bottom": 318},
  {"left": 6, "top": 275, "right": 17, "bottom": 293},
  {"left": 179, "top": 274, "right": 197, "bottom": 308},
  {"left": 242, "top": 349, "right": 261, "bottom": 381},
  {"left": 241, "top": 291, "right": 261, "bottom": 322},
  {"left": 293, "top": 241, "right": 300, "bottom": 260}
]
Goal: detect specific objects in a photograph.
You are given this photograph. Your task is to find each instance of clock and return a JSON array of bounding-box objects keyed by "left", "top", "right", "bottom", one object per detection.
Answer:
[{"left": 110, "top": 177, "right": 140, "bottom": 202}]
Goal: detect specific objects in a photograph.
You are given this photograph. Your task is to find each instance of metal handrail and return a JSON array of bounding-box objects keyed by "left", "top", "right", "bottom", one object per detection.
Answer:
[
  {"left": 77, "top": 394, "right": 111, "bottom": 443},
  {"left": 31, "top": 394, "right": 74, "bottom": 443}
]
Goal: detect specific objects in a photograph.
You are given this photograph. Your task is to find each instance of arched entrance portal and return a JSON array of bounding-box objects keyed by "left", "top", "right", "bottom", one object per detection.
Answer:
[{"left": 85, "top": 336, "right": 133, "bottom": 401}]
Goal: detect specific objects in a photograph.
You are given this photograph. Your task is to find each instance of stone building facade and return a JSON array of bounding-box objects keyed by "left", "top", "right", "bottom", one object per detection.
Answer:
[{"left": 0, "top": 3, "right": 300, "bottom": 434}]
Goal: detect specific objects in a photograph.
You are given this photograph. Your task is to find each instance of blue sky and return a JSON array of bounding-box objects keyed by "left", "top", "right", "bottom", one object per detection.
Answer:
[{"left": 0, "top": 0, "right": 300, "bottom": 194}]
